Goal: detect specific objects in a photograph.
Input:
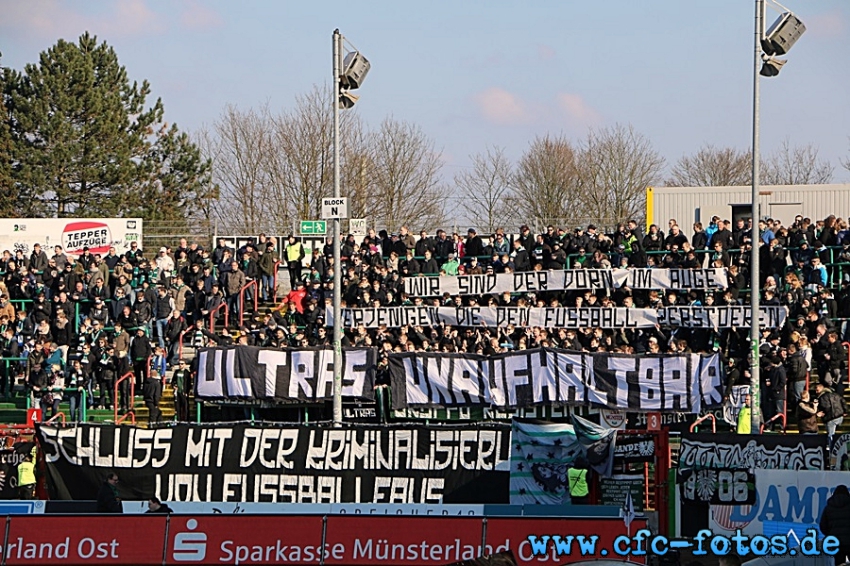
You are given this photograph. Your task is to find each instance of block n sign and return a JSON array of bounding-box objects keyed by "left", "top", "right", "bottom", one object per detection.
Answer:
[
  {"left": 322, "top": 197, "right": 349, "bottom": 219},
  {"left": 299, "top": 220, "right": 327, "bottom": 235}
]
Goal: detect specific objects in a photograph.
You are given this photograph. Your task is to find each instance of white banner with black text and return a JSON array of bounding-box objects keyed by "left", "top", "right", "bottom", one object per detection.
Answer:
[
  {"left": 195, "top": 347, "right": 377, "bottom": 402},
  {"left": 329, "top": 305, "right": 787, "bottom": 330},
  {"left": 403, "top": 268, "right": 728, "bottom": 297},
  {"left": 389, "top": 348, "right": 725, "bottom": 413}
]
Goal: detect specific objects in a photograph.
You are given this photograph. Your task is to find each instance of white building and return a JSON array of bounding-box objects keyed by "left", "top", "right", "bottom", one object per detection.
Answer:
[{"left": 646, "top": 184, "right": 850, "bottom": 229}]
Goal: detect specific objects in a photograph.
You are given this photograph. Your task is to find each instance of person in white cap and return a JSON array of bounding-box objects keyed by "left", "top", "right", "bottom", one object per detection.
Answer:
[{"left": 155, "top": 247, "right": 175, "bottom": 279}]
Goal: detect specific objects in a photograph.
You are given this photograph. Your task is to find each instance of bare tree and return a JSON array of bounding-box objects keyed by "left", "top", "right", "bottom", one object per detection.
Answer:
[
  {"left": 199, "top": 105, "right": 274, "bottom": 234},
  {"left": 577, "top": 123, "right": 664, "bottom": 227},
  {"left": 762, "top": 140, "right": 833, "bottom": 185},
  {"left": 266, "top": 87, "right": 335, "bottom": 229},
  {"left": 339, "top": 115, "right": 374, "bottom": 222},
  {"left": 511, "top": 135, "right": 581, "bottom": 230},
  {"left": 842, "top": 139, "right": 850, "bottom": 175},
  {"left": 454, "top": 146, "right": 515, "bottom": 233},
  {"left": 368, "top": 117, "right": 445, "bottom": 231},
  {"left": 667, "top": 145, "right": 752, "bottom": 187}
]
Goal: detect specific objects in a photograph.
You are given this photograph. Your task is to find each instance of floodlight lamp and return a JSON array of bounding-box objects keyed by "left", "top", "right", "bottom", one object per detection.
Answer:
[
  {"left": 760, "top": 56, "right": 786, "bottom": 77},
  {"left": 339, "top": 90, "right": 359, "bottom": 109},
  {"left": 761, "top": 12, "right": 806, "bottom": 56},
  {"left": 340, "top": 51, "right": 370, "bottom": 90}
]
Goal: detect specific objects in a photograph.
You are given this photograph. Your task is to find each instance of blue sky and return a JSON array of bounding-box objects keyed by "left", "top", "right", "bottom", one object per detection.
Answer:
[{"left": 2, "top": 0, "right": 849, "bottom": 181}]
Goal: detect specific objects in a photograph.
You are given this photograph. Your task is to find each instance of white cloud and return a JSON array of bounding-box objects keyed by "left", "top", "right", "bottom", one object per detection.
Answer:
[
  {"left": 474, "top": 87, "right": 530, "bottom": 125},
  {"left": 0, "top": 0, "right": 166, "bottom": 39},
  {"left": 180, "top": 0, "right": 224, "bottom": 31},
  {"left": 557, "top": 92, "right": 601, "bottom": 127}
]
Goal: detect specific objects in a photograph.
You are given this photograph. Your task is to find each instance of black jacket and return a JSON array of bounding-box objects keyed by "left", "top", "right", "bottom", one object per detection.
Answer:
[
  {"left": 820, "top": 490, "right": 850, "bottom": 545},
  {"left": 96, "top": 481, "right": 123, "bottom": 513},
  {"left": 818, "top": 388, "right": 846, "bottom": 422},
  {"left": 143, "top": 378, "right": 162, "bottom": 405}
]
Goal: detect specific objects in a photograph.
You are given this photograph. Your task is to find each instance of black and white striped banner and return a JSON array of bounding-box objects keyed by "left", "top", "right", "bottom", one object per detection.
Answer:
[
  {"left": 195, "top": 347, "right": 377, "bottom": 402},
  {"left": 329, "top": 305, "right": 787, "bottom": 329},
  {"left": 389, "top": 348, "right": 725, "bottom": 413},
  {"left": 403, "top": 268, "right": 728, "bottom": 297}
]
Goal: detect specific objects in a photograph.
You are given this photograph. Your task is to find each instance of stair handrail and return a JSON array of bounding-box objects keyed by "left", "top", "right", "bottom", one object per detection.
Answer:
[
  {"left": 45, "top": 412, "right": 65, "bottom": 425},
  {"left": 114, "top": 371, "right": 136, "bottom": 425},
  {"left": 238, "top": 279, "right": 259, "bottom": 326},
  {"left": 177, "top": 326, "right": 193, "bottom": 361},
  {"left": 689, "top": 413, "right": 716, "bottom": 433},
  {"left": 273, "top": 260, "right": 282, "bottom": 305},
  {"left": 208, "top": 300, "right": 229, "bottom": 334},
  {"left": 759, "top": 399, "right": 787, "bottom": 434}
]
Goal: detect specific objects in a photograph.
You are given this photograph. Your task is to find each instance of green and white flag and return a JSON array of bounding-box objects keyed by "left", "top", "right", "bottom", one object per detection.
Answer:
[{"left": 509, "top": 421, "right": 582, "bottom": 505}]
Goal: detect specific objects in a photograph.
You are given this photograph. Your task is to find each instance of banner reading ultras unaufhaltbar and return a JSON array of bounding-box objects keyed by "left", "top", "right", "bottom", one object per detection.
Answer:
[
  {"left": 36, "top": 422, "right": 511, "bottom": 504},
  {"left": 389, "top": 348, "right": 725, "bottom": 413}
]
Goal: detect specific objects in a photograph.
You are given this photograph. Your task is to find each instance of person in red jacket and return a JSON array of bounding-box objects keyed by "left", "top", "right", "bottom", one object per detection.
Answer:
[{"left": 279, "top": 281, "right": 307, "bottom": 314}]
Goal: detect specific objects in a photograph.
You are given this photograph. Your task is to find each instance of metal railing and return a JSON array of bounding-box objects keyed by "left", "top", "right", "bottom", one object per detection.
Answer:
[
  {"left": 208, "top": 301, "right": 229, "bottom": 333},
  {"left": 114, "top": 372, "right": 136, "bottom": 425},
  {"left": 273, "top": 261, "right": 282, "bottom": 305},
  {"left": 45, "top": 412, "right": 65, "bottom": 425},
  {"left": 238, "top": 280, "right": 259, "bottom": 327},
  {"left": 760, "top": 400, "right": 787, "bottom": 434},
  {"left": 689, "top": 413, "right": 716, "bottom": 433},
  {"left": 177, "top": 326, "right": 193, "bottom": 362}
]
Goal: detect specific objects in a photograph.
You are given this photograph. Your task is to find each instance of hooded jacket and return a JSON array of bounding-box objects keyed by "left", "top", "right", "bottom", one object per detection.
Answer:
[{"left": 820, "top": 488, "right": 850, "bottom": 544}]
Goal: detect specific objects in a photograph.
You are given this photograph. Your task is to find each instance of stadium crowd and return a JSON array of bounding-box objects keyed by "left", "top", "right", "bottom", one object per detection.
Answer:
[{"left": 0, "top": 215, "right": 848, "bottom": 437}]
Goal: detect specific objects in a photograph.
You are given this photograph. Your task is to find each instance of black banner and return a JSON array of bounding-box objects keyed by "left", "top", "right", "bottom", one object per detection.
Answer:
[
  {"left": 37, "top": 423, "right": 511, "bottom": 504},
  {"left": 599, "top": 474, "right": 646, "bottom": 512},
  {"left": 678, "top": 468, "right": 756, "bottom": 505},
  {"left": 614, "top": 434, "right": 655, "bottom": 463},
  {"left": 195, "top": 347, "right": 377, "bottom": 402},
  {"left": 0, "top": 443, "right": 33, "bottom": 500},
  {"left": 390, "top": 348, "right": 725, "bottom": 413},
  {"left": 679, "top": 433, "right": 828, "bottom": 471}
]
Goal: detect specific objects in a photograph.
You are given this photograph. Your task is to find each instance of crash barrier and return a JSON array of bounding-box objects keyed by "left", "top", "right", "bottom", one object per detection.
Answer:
[{"left": 0, "top": 513, "right": 646, "bottom": 565}]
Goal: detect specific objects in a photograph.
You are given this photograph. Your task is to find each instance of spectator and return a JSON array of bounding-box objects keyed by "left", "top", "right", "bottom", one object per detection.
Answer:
[
  {"left": 130, "top": 328, "right": 152, "bottom": 392},
  {"left": 17, "top": 451, "right": 36, "bottom": 500},
  {"left": 421, "top": 250, "right": 439, "bottom": 275},
  {"left": 172, "top": 359, "right": 191, "bottom": 422},
  {"left": 143, "top": 371, "right": 162, "bottom": 423},
  {"left": 820, "top": 484, "right": 850, "bottom": 563},
  {"left": 763, "top": 356, "right": 786, "bottom": 430},
  {"left": 96, "top": 473, "right": 123, "bottom": 513},
  {"left": 146, "top": 497, "right": 173, "bottom": 514},
  {"left": 796, "top": 390, "right": 819, "bottom": 434},
  {"left": 736, "top": 394, "right": 762, "bottom": 434},
  {"left": 284, "top": 235, "right": 305, "bottom": 290},
  {"left": 816, "top": 381, "right": 846, "bottom": 447},
  {"left": 154, "top": 286, "right": 175, "bottom": 350}
]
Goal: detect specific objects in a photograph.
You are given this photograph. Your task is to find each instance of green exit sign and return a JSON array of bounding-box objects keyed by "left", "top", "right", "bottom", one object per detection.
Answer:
[{"left": 300, "top": 220, "right": 327, "bottom": 235}]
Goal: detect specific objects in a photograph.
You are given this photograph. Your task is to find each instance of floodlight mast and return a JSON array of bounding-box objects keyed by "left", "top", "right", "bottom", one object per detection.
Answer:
[
  {"left": 332, "top": 29, "right": 369, "bottom": 425},
  {"left": 750, "top": 0, "right": 804, "bottom": 433}
]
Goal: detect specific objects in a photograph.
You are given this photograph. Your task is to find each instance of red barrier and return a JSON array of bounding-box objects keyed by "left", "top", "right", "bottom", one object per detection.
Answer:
[
  {"left": 4, "top": 515, "right": 167, "bottom": 565},
  {"left": 324, "top": 516, "right": 484, "bottom": 565},
  {"left": 0, "top": 514, "right": 646, "bottom": 565},
  {"left": 165, "top": 515, "right": 325, "bottom": 564}
]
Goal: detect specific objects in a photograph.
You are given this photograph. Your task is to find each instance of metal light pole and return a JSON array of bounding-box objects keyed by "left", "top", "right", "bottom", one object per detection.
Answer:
[
  {"left": 332, "top": 29, "right": 343, "bottom": 425},
  {"left": 750, "top": 0, "right": 763, "bottom": 433}
]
